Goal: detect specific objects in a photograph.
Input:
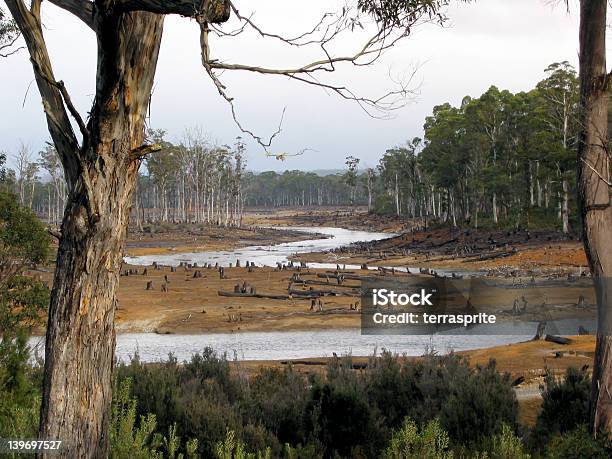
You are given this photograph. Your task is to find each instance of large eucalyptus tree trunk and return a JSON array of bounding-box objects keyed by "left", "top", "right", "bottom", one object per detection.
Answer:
[
  {"left": 576, "top": 0, "right": 612, "bottom": 435},
  {"left": 5, "top": 1, "right": 230, "bottom": 454},
  {"left": 38, "top": 12, "right": 164, "bottom": 458}
]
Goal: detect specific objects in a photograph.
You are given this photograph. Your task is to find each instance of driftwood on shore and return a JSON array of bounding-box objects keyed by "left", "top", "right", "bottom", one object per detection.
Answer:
[
  {"left": 288, "top": 288, "right": 361, "bottom": 298},
  {"left": 545, "top": 335, "right": 573, "bottom": 345},
  {"left": 317, "top": 273, "right": 380, "bottom": 282},
  {"left": 292, "top": 279, "right": 361, "bottom": 289},
  {"left": 463, "top": 249, "right": 517, "bottom": 262},
  {"left": 217, "top": 290, "right": 290, "bottom": 300}
]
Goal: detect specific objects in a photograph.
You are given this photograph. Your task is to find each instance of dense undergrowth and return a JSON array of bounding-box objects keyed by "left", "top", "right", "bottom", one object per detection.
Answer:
[{"left": 2, "top": 342, "right": 610, "bottom": 458}]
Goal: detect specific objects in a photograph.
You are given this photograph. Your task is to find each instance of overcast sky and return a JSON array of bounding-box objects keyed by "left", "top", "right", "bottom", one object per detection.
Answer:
[{"left": 0, "top": 0, "right": 579, "bottom": 172}]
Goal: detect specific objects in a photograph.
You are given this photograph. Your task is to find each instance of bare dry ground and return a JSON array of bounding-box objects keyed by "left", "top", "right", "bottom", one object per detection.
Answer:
[
  {"left": 32, "top": 210, "right": 593, "bottom": 335},
  {"left": 115, "top": 265, "right": 363, "bottom": 334},
  {"left": 31, "top": 210, "right": 597, "bottom": 426},
  {"left": 294, "top": 226, "right": 587, "bottom": 276},
  {"left": 244, "top": 206, "right": 411, "bottom": 233}
]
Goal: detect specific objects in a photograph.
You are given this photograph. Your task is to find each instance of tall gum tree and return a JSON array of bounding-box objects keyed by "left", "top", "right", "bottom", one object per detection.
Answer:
[
  {"left": 4, "top": 0, "right": 454, "bottom": 456},
  {"left": 576, "top": 0, "right": 612, "bottom": 434}
]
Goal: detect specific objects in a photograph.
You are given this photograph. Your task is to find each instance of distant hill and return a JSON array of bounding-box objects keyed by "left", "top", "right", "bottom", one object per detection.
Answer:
[
  {"left": 249, "top": 168, "right": 366, "bottom": 176},
  {"left": 310, "top": 169, "right": 344, "bottom": 176}
]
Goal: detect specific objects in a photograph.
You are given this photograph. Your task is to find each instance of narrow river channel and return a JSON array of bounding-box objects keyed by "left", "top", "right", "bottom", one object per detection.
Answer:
[{"left": 30, "top": 227, "right": 569, "bottom": 362}]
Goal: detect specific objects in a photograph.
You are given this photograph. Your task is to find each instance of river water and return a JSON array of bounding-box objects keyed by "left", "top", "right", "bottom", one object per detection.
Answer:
[
  {"left": 27, "top": 227, "right": 556, "bottom": 362},
  {"left": 124, "top": 226, "right": 391, "bottom": 269},
  {"left": 26, "top": 330, "right": 535, "bottom": 363}
]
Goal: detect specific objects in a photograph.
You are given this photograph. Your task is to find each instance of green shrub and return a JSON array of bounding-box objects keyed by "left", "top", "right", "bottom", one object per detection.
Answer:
[
  {"left": 0, "top": 192, "right": 49, "bottom": 448},
  {"left": 364, "top": 352, "right": 517, "bottom": 447},
  {"left": 438, "top": 358, "right": 518, "bottom": 446},
  {"left": 214, "top": 430, "right": 271, "bottom": 459},
  {"left": 114, "top": 349, "right": 521, "bottom": 458},
  {"left": 546, "top": 425, "right": 612, "bottom": 459},
  {"left": 530, "top": 367, "right": 590, "bottom": 452},
  {"left": 306, "top": 380, "right": 382, "bottom": 458},
  {"left": 110, "top": 378, "right": 200, "bottom": 459},
  {"left": 484, "top": 424, "right": 530, "bottom": 459},
  {"left": 242, "top": 366, "right": 309, "bottom": 446},
  {"left": 110, "top": 378, "right": 163, "bottom": 459},
  {"left": 383, "top": 418, "right": 453, "bottom": 459}
]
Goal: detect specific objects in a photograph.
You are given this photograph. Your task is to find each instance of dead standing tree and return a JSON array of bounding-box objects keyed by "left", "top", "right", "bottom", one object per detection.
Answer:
[{"left": 5, "top": 0, "right": 455, "bottom": 456}]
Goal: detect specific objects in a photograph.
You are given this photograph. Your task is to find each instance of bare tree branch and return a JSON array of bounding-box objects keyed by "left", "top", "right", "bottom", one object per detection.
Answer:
[
  {"left": 197, "top": 2, "right": 431, "bottom": 155},
  {"left": 581, "top": 157, "right": 612, "bottom": 186},
  {"left": 5, "top": 0, "right": 81, "bottom": 184},
  {"left": 0, "top": 33, "right": 24, "bottom": 57},
  {"left": 115, "top": 0, "right": 230, "bottom": 23}
]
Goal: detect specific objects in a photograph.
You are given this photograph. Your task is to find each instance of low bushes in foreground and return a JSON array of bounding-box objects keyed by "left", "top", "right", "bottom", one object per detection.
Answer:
[
  {"left": 2, "top": 341, "right": 610, "bottom": 458},
  {"left": 115, "top": 349, "right": 519, "bottom": 458}
]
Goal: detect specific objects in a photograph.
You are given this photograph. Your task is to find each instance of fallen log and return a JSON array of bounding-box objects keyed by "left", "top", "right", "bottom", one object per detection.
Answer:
[
  {"left": 217, "top": 291, "right": 291, "bottom": 300},
  {"left": 288, "top": 288, "right": 361, "bottom": 298},
  {"left": 293, "top": 279, "right": 362, "bottom": 289},
  {"left": 317, "top": 273, "right": 379, "bottom": 282},
  {"left": 468, "top": 249, "right": 517, "bottom": 262},
  {"left": 544, "top": 335, "right": 572, "bottom": 345}
]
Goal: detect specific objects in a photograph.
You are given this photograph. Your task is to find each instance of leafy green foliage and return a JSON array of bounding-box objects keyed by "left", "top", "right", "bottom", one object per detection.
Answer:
[
  {"left": 215, "top": 430, "right": 271, "bottom": 459},
  {"left": 0, "top": 190, "right": 50, "bottom": 274},
  {"left": 373, "top": 63, "right": 579, "bottom": 232},
  {"left": 110, "top": 378, "right": 201, "bottom": 459},
  {"left": 111, "top": 378, "right": 163, "bottom": 459},
  {"left": 0, "top": 6, "right": 20, "bottom": 53},
  {"left": 358, "top": 0, "right": 467, "bottom": 29},
  {"left": 364, "top": 351, "right": 518, "bottom": 446},
  {"left": 116, "top": 348, "right": 518, "bottom": 458},
  {"left": 0, "top": 192, "right": 49, "bottom": 444},
  {"left": 546, "top": 426, "right": 612, "bottom": 459},
  {"left": 383, "top": 418, "right": 453, "bottom": 459},
  {"left": 530, "top": 367, "right": 591, "bottom": 452}
]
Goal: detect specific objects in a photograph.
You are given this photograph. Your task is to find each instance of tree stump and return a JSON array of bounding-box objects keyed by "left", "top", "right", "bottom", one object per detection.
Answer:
[
  {"left": 533, "top": 321, "right": 546, "bottom": 340},
  {"left": 146, "top": 281, "right": 154, "bottom": 290}
]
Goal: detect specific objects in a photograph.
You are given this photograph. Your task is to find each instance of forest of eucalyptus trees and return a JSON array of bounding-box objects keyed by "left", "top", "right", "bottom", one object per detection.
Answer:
[
  {"left": 134, "top": 129, "right": 247, "bottom": 227},
  {"left": 2, "top": 62, "right": 581, "bottom": 234},
  {"left": 373, "top": 61, "right": 580, "bottom": 232}
]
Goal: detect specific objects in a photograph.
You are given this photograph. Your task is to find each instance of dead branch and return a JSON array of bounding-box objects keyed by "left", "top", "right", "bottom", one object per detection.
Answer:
[
  {"left": 0, "top": 33, "right": 24, "bottom": 57},
  {"left": 130, "top": 143, "right": 162, "bottom": 161},
  {"left": 5, "top": 0, "right": 80, "bottom": 184},
  {"left": 197, "top": 2, "right": 425, "bottom": 155},
  {"left": 46, "top": 227, "right": 62, "bottom": 240},
  {"left": 581, "top": 157, "right": 612, "bottom": 186}
]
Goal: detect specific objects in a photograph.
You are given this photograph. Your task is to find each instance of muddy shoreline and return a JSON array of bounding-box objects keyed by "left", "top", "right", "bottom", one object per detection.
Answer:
[{"left": 32, "top": 210, "right": 593, "bottom": 336}]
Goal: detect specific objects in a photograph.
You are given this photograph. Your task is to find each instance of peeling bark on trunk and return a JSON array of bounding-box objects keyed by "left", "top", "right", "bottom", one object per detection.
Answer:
[
  {"left": 37, "top": 11, "right": 164, "bottom": 458},
  {"left": 576, "top": 0, "right": 612, "bottom": 435}
]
